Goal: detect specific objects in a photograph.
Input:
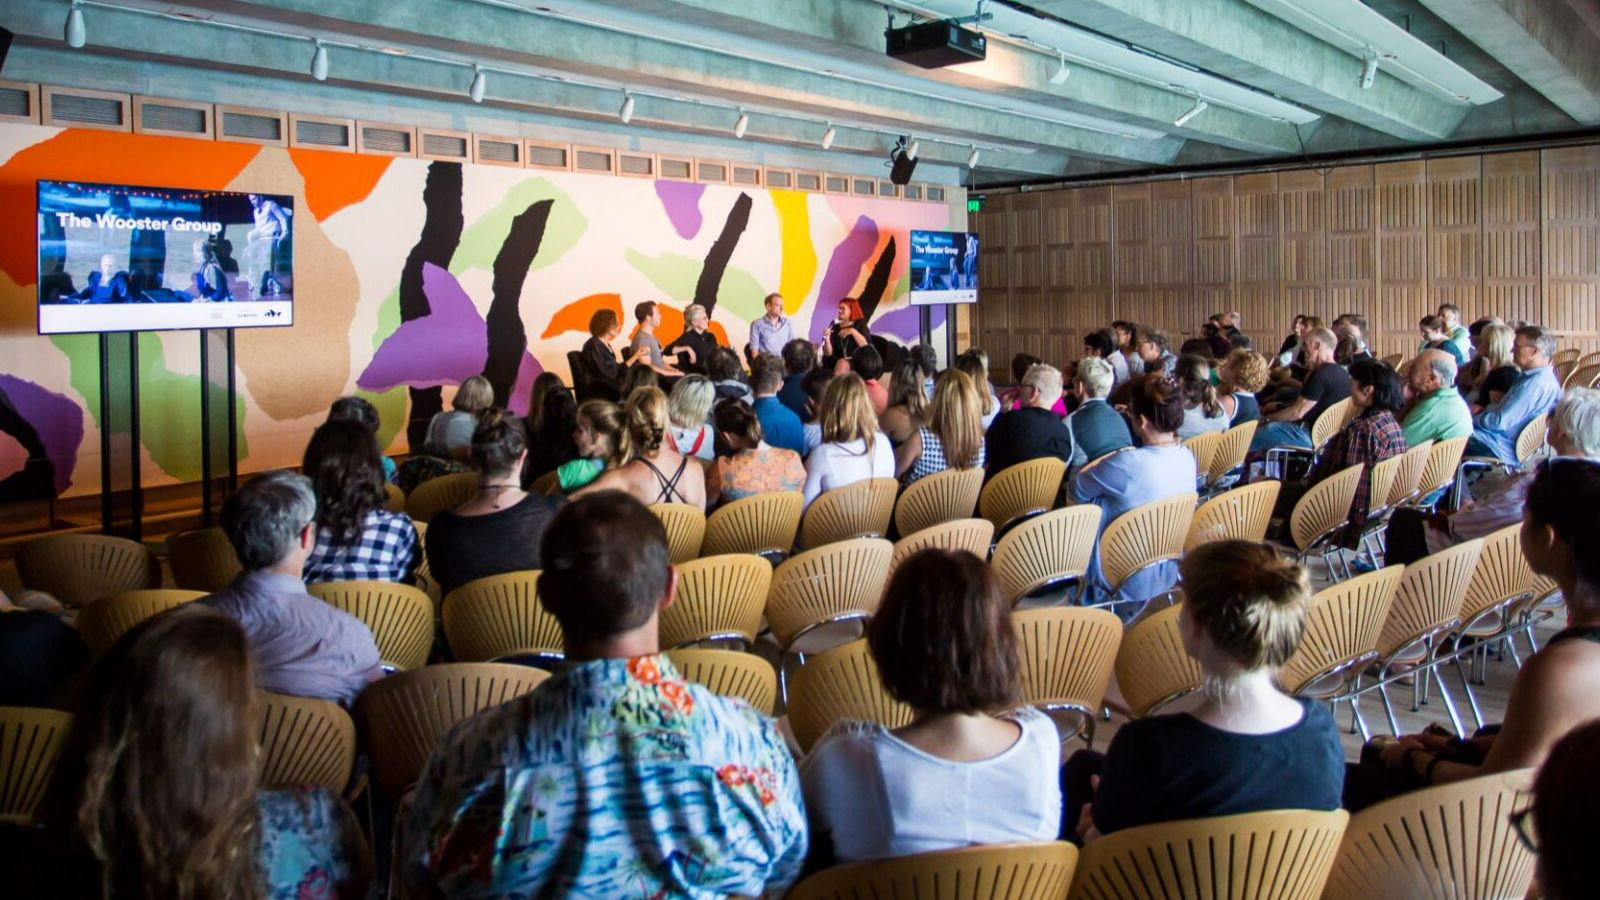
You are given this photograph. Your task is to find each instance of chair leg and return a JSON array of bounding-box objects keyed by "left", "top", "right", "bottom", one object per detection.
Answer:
[
  {"left": 1378, "top": 680, "right": 1401, "bottom": 736},
  {"left": 1351, "top": 696, "right": 1372, "bottom": 743},
  {"left": 1451, "top": 652, "right": 1485, "bottom": 732},
  {"left": 1429, "top": 664, "right": 1465, "bottom": 737},
  {"left": 1505, "top": 634, "right": 1524, "bottom": 668},
  {"left": 1083, "top": 713, "right": 1097, "bottom": 750}
]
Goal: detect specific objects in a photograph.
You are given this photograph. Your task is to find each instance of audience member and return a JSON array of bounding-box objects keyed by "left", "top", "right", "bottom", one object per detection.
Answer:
[
  {"left": 557, "top": 399, "right": 626, "bottom": 492},
  {"left": 0, "top": 587, "right": 86, "bottom": 709},
  {"left": 706, "top": 398, "right": 805, "bottom": 505},
  {"left": 803, "top": 374, "right": 895, "bottom": 507},
  {"left": 822, "top": 297, "right": 872, "bottom": 371},
  {"left": 953, "top": 350, "right": 1001, "bottom": 430},
  {"left": 1401, "top": 349, "right": 1473, "bottom": 446},
  {"left": 301, "top": 419, "right": 420, "bottom": 584},
  {"left": 1134, "top": 326, "right": 1178, "bottom": 378},
  {"left": 405, "top": 493, "right": 807, "bottom": 897},
  {"left": 665, "top": 302, "right": 720, "bottom": 374},
  {"left": 803, "top": 549, "right": 1060, "bottom": 863},
  {"left": 205, "top": 472, "right": 382, "bottom": 705},
  {"left": 984, "top": 363, "right": 1074, "bottom": 479},
  {"left": 1251, "top": 327, "right": 1348, "bottom": 452},
  {"left": 751, "top": 353, "right": 806, "bottom": 455},
  {"left": 997, "top": 352, "right": 1042, "bottom": 410},
  {"left": 800, "top": 368, "right": 834, "bottom": 454},
  {"left": 911, "top": 344, "right": 939, "bottom": 398},
  {"left": 1176, "top": 355, "right": 1229, "bottom": 440},
  {"left": 1419, "top": 314, "right": 1468, "bottom": 368},
  {"left": 880, "top": 357, "right": 929, "bottom": 447},
  {"left": 1524, "top": 718, "right": 1600, "bottom": 900},
  {"left": 524, "top": 374, "right": 578, "bottom": 481},
  {"left": 1203, "top": 320, "right": 1232, "bottom": 359},
  {"left": 1466, "top": 325, "right": 1561, "bottom": 464},
  {"left": 630, "top": 300, "right": 684, "bottom": 379},
  {"left": 1438, "top": 303, "right": 1472, "bottom": 359},
  {"left": 1066, "top": 357, "right": 1132, "bottom": 469},
  {"left": 619, "top": 356, "right": 659, "bottom": 400},
  {"left": 1228, "top": 331, "right": 1253, "bottom": 352},
  {"left": 666, "top": 374, "right": 716, "bottom": 461},
  {"left": 706, "top": 346, "right": 754, "bottom": 405},
  {"left": 852, "top": 344, "right": 889, "bottom": 415},
  {"left": 1277, "top": 314, "right": 1308, "bottom": 365},
  {"left": 1112, "top": 321, "right": 1143, "bottom": 378},
  {"left": 1332, "top": 318, "right": 1374, "bottom": 365},
  {"left": 1218, "top": 349, "right": 1268, "bottom": 425},
  {"left": 1179, "top": 337, "right": 1214, "bottom": 359},
  {"left": 1063, "top": 541, "right": 1341, "bottom": 841},
  {"left": 1084, "top": 328, "right": 1128, "bottom": 388},
  {"left": 581, "top": 308, "right": 642, "bottom": 401},
  {"left": 327, "top": 394, "right": 395, "bottom": 482},
  {"left": 1464, "top": 322, "right": 1516, "bottom": 413},
  {"left": 779, "top": 338, "right": 816, "bottom": 420},
  {"left": 422, "top": 375, "right": 492, "bottom": 457},
  {"left": 577, "top": 386, "right": 708, "bottom": 510},
  {"left": 896, "top": 368, "right": 987, "bottom": 484}
]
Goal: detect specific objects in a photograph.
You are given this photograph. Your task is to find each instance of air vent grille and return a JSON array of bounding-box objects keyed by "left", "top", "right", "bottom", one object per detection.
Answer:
[
  {"left": 477, "top": 139, "right": 519, "bottom": 163},
  {"left": 732, "top": 165, "right": 761, "bottom": 186},
  {"left": 697, "top": 162, "right": 727, "bottom": 183},
  {"left": 766, "top": 170, "right": 793, "bottom": 189},
  {"left": 796, "top": 173, "right": 822, "bottom": 191},
  {"left": 926, "top": 186, "right": 947, "bottom": 202},
  {"left": 619, "top": 153, "right": 653, "bottom": 176},
  {"left": 420, "top": 132, "right": 467, "bottom": 158},
  {"left": 295, "top": 118, "right": 350, "bottom": 147},
  {"left": 222, "top": 110, "right": 282, "bottom": 142},
  {"left": 659, "top": 158, "right": 692, "bottom": 179},
  {"left": 51, "top": 93, "right": 124, "bottom": 126},
  {"left": 528, "top": 144, "right": 569, "bottom": 168},
  {"left": 853, "top": 178, "right": 876, "bottom": 196},
  {"left": 824, "top": 174, "right": 849, "bottom": 193},
  {"left": 140, "top": 102, "right": 207, "bottom": 134},
  {"left": 0, "top": 85, "right": 33, "bottom": 118},
  {"left": 574, "top": 149, "right": 613, "bottom": 172}
]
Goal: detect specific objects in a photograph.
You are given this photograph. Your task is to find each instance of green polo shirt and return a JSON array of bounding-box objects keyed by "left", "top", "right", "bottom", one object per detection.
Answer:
[{"left": 1403, "top": 387, "right": 1473, "bottom": 446}]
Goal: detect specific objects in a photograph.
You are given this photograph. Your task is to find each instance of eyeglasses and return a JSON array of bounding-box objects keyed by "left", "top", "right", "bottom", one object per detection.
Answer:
[{"left": 1508, "top": 805, "right": 1538, "bottom": 853}]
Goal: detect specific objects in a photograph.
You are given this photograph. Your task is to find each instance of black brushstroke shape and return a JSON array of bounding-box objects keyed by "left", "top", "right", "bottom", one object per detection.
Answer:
[
  {"left": 693, "top": 193, "right": 753, "bottom": 316},
  {"left": 400, "top": 162, "right": 464, "bottom": 449},
  {"left": 0, "top": 385, "right": 57, "bottom": 503},
  {"left": 857, "top": 236, "right": 897, "bottom": 322},
  {"left": 482, "top": 200, "right": 553, "bottom": 408}
]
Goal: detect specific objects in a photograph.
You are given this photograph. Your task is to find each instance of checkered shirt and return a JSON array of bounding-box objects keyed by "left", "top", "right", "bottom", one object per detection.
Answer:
[{"left": 304, "top": 508, "right": 420, "bottom": 584}]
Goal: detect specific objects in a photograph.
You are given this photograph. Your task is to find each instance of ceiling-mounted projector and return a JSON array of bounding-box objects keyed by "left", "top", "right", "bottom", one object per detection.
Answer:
[{"left": 886, "top": 19, "right": 987, "bottom": 68}]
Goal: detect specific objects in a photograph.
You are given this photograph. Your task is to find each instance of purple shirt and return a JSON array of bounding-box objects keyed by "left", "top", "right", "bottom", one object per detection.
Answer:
[{"left": 203, "top": 571, "right": 383, "bottom": 705}]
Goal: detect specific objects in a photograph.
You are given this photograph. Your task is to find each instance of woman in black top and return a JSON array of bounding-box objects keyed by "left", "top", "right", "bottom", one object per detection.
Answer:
[
  {"left": 523, "top": 383, "right": 579, "bottom": 486},
  {"left": 821, "top": 297, "right": 872, "bottom": 371},
  {"left": 580, "top": 308, "right": 646, "bottom": 401},
  {"left": 1063, "top": 540, "right": 1342, "bottom": 841},
  {"left": 1466, "top": 321, "right": 1517, "bottom": 414}
]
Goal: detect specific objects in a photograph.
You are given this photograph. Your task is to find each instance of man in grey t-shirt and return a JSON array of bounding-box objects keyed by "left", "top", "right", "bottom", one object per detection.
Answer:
[{"left": 630, "top": 300, "right": 683, "bottom": 378}]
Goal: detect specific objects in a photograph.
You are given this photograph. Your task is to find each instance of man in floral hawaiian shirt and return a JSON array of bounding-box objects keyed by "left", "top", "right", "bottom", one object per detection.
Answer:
[{"left": 405, "top": 491, "right": 806, "bottom": 898}]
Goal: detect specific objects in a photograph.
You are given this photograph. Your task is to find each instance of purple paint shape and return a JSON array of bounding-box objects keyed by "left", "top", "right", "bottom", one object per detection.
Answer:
[
  {"left": 871, "top": 304, "right": 945, "bottom": 343},
  {"left": 655, "top": 181, "right": 707, "bottom": 239},
  {"left": 808, "top": 215, "right": 880, "bottom": 342},
  {"left": 506, "top": 351, "right": 544, "bottom": 417},
  {"left": 0, "top": 373, "right": 86, "bottom": 495},
  {"left": 358, "top": 263, "right": 489, "bottom": 392}
]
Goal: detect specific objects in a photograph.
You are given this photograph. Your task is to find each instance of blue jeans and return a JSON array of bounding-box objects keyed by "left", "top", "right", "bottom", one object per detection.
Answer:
[{"left": 1249, "top": 420, "right": 1312, "bottom": 454}]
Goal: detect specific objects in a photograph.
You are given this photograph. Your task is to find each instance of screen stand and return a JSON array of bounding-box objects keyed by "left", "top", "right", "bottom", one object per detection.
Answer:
[
  {"left": 198, "top": 328, "right": 239, "bottom": 527},
  {"left": 98, "top": 332, "right": 142, "bottom": 541},
  {"left": 918, "top": 305, "right": 933, "bottom": 359},
  {"left": 944, "top": 302, "right": 957, "bottom": 365}
]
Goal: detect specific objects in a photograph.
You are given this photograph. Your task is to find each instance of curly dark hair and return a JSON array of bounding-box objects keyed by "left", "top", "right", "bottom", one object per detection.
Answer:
[{"left": 301, "top": 419, "right": 386, "bottom": 545}]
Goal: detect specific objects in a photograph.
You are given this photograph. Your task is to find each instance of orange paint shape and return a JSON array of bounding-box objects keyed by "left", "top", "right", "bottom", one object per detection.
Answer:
[
  {"left": 0, "top": 130, "right": 261, "bottom": 286},
  {"left": 543, "top": 292, "right": 621, "bottom": 339},
  {"left": 289, "top": 148, "right": 394, "bottom": 221}
]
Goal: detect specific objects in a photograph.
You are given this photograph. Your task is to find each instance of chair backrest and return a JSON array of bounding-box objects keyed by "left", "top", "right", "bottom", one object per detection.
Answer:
[
  {"left": 1100, "top": 493, "right": 1198, "bottom": 594},
  {"left": 355, "top": 662, "right": 548, "bottom": 795},
  {"left": 787, "top": 841, "right": 1079, "bottom": 900},
  {"left": 566, "top": 349, "right": 590, "bottom": 400},
  {"left": 1459, "top": 523, "right": 1535, "bottom": 624},
  {"left": 990, "top": 505, "right": 1103, "bottom": 605},
  {"left": 800, "top": 477, "right": 898, "bottom": 549},
  {"left": 1416, "top": 436, "right": 1468, "bottom": 500},
  {"left": 528, "top": 470, "right": 560, "bottom": 496},
  {"left": 441, "top": 571, "right": 565, "bottom": 663},
  {"left": 701, "top": 490, "right": 803, "bottom": 558},
  {"left": 411, "top": 519, "right": 442, "bottom": 614},
  {"left": 1513, "top": 412, "right": 1548, "bottom": 465},
  {"left": 1550, "top": 347, "right": 1581, "bottom": 366},
  {"left": 16, "top": 534, "right": 161, "bottom": 608},
  {"left": 0, "top": 706, "right": 72, "bottom": 824},
  {"left": 1114, "top": 603, "right": 1203, "bottom": 718},
  {"left": 1377, "top": 538, "right": 1483, "bottom": 660},
  {"left": 256, "top": 691, "right": 356, "bottom": 794},
  {"left": 1310, "top": 398, "right": 1354, "bottom": 449},
  {"left": 647, "top": 502, "right": 707, "bottom": 564},
  {"left": 765, "top": 538, "right": 893, "bottom": 650},
  {"left": 1322, "top": 769, "right": 1536, "bottom": 900},
  {"left": 1069, "top": 808, "right": 1349, "bottom": 900},
  {"left": 1185, "top": 481, "right": 1279, "bottom": 552},
  {"left": 889, "top": 518, "right": 996, "bottom": 580},
  {"left": 663, "top": 648, "right": 778, "bottom": 715},
  {"left": 77, "top": 589, "right": 206, "bottom": 656},
  {"left": 1552, "top": 357, "right": 1579, "bottom": 386},
  {"left": 660, "top": 554, "right": 772, "bottom": 648},
  {"left": 1013, "top": 607, "right": 1122, "bottom": 718},
  {"left": 978, "top": 458, "right": 1066, "bottom": 533},
  {"left": 1181, "top": 431, "right": 1222, "bottom": 481},
  {"left": 167, "top": 526, "right": 243, "bottom": 592},
  {"left": 1288, "top": 464, "right": 1362, "bottom": 552},
  {"left": 786, "top": 638, "right": 913, "bottom": 752},
  {"left": 1207, "top": 420, "right": 1258, "bottom": 484},
  {"left": 405, "top": 472, "right": 478, "bottom": 523},
  {"left": 1280, "top": 564, "right": 1405, "bottom": 697},
  {"left": 383, "top": 482, "right": 407, "bottom": 513},
  {"left": 893, "top": 466, "right": 983, "bottom": 537},
  {"left": 1564, "top": 361, "right": 1600, "bottom": 390},
  {"left": 1385, "top": 439, "right": 1433, "bottom": 507},
  {"left": 1381, "top": 352, "right": 1404, "bottom": 369},
  {"left": 306, "top": 581, "right": 434, "bottom": 671},
  {"left": 1361, "top": 453, "right": 1406, "bottom": 521}
]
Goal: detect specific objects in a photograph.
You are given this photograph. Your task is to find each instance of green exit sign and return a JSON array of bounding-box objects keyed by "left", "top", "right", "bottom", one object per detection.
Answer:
[{"left": 967, "top": 196, "right": 984, "bottom": 213}]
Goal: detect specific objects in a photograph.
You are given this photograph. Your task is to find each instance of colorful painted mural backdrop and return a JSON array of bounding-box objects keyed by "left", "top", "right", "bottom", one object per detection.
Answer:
[{"left": 0, "top": 124, "right": 956, "bottom": 502}]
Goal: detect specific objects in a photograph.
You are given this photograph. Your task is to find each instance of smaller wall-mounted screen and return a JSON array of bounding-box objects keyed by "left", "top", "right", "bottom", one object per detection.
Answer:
[
  {"left": 908, "top": 229, "right": 978, "bottom": 306},
  {"left": 37, "top": 180, "right": 294, "bottom": 334}
]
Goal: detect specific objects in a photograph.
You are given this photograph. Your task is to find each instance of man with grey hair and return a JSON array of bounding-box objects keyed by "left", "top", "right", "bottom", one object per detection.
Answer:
[
  {"left": 1402, "top": 348, "right": 1472, "bottom": 446},
  {"left": 203, "top": 471, "right": 383, "bottom": 705},
  {"left": 1466, "top": 325, "right": 1562, "bottom": 463},
  {"left": 1067, "top": 357, "right": 1132, "bottom": 469},
  {"left": 1250, "top": 327, "right": 1348, "bottom": 452},
  {"left": 1388, "top": 386, "right": 1600, "bottom": 564},
  {"left": 984, "top": 362, "right": 1074, "bottom": 479}
]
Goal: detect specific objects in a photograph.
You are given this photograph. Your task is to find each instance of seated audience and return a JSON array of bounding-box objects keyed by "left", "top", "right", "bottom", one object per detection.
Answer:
[
  {"left": 997, "top": 352, "right": 1042, "bottom": 411},
  {"left": 630, "top": 300, "right": 684, "bottom": 379},
  {"left": 803, "top": 373, "right": 895, "bottom": 507},
  {"left": 803, "top": 549, "right": 1060, "bottom": 863},
  {"left": 425, "top": 411, "right": 565, "bottom": 597},
  {"left": 1439, "top": 303, "right": 1472, "bottom": 359},
  {"left": 301, "top": 419, "right": 420, "bottom": 584},
  {"left": 1345, "top": 457, "right": 1600, "bottom": 810},
  {"left": 800, "top": 368, "right": 834, "bottom": 454},
  {"left": 577, "top": 386, "right": 708, "bottom": 510},
  {"left": 879, "top": 357, "right": 929, "bottom": 447},
  {"left": 1465, "top": 321, "right": 1517, "bottom": 414},
  {"left": 852, "top": 344, "right": 889, "bottom": 415},
  {"left": 666, "top": 374, "right": 716, "bottom": 461},
  {"left": 706, "top": 346, "right": 753, "bottom": 405},
  {"left": 581, "top": 308, "right": 645, "bottom": 401},
  {"left": 911, "top": 344, "right": 939, "bottom": 398},
  {"left": 953, "top": 350, "right": 1001, "bottom": 430},
  {"left": 619, "top": 360, "right": 659, "bottom": 400},
  {"left": 1218, "top": 348, "right": 1268, "bottom": 425},
  {"left": 896, "top": 368, "right": 987, "bottom": 484},
  {"left": 1203, "top": 320, "right": 1232, "bottom": 359},
  {"left": 1063, "top": 541, "right": 1342, "bottom": 841},
  {"left": 1134, "top": 326, "right": 1178, "bottom": 378},
  {"left": 1525, "top": 718, "right": 1600, "bottom": 900},
  {"left": 1072, "top": 375, "right": 1197, "bottom": 612},
  {"left": 1466, "top": 325, "right": 1562, "bottom": 464},
  {"left": 1418, "top": 315, "right": 1469, "bottom": 368},
  {"left": 985, "top": 363, "right": 1074, "bottom": 479},
  {"left": 0, "top": 587, "right": 86, "bottom": 709},
  {"left": 205, "top": 472, "right": 382, "bottom": 705},
  {"left": 664, "top": 302, "right": 720, "bottom": 374},
  {"left": 35, "top": 607, "right": 371, "bottom": 900},
  {"left": 1251, "top": 327, "right": 1348, "bottom": 453},
  {"left": 779, "top": 338, "right": 816, "bottom": 421},
  {"left": 1176, "top": 355, "right": 1229, "bottom": 439},
  {"left": 1113, "top": 321, "right": 1144, "bottom": 378},
  {"left": 1228, "top": 331, "right": 1253, "bottom": 352},
  {"left": 422, "top": 374, "right": 493, "bottom": 457},
  {"left": 327, "top": 394, "right": 395, "bottom": 482},
  {"left": 1084, "top": 328, "right": 1129, "bottom": 388},
  {"left": 706, "top": 399, "right": 805, "bottom": 505},
  {"left": 405, "top": 493, "right": 806, "bottom": 897},
  {"left": 1277, "top": 314, "right": 1309, "bottom": 367},
  {"left": 1402, "top": 349, "right": 1473, "bottom": 446},
  {"left": 1456, "top": 316, "right": 1502, "bottom": 392},
  {"left": 1065, "top": 357, "right": 1132, "bottom": 469},
  {"left": 556, "top": 399, "right": 626, "bottom": 492},
  {"left": 751, "top": 353, "right": 806, "bottom": 455},
  {"left": 1332, "top": 318, "right": 1374, "bottom": 366},
  {"left": 523, "top": 375, "right": 578, "bottom": 482},
  {"left": 1180, "top": 337, "right": 1215, "bottom": 360}
]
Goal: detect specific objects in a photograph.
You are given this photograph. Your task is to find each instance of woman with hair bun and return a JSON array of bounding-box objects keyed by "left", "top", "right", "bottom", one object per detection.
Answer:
[
  {"left": 1063, "top": 540, "right": 1342, "bottom": 842},
  {"left": 575, "top": 386, "right": 707, "bottom": 510},
  {"left": 1175, "top": 355, "right": 1229, "bottom": 439}
]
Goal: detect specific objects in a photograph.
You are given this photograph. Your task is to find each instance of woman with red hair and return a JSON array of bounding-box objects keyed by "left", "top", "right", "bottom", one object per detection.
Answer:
[{"left": 822, "top": 297, "right": 872, "bottom": 371}]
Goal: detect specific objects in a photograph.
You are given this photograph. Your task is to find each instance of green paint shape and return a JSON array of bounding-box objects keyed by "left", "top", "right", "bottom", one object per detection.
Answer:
[
  {"left": 360, "top": 386, "right": 406, "bottom": 451},
  {"left": 372, "top": 285, "right": 401, "bottom": 350},
  {"left": 450, "top": 178, "right": 587, "bottom": 275},
  {"left": 624, "top": 249, "right": 767, "bottom": 321}
]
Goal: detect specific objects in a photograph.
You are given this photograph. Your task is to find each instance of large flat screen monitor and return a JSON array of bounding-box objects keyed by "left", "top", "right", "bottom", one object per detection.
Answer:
[
  {"left": 908, "top": 229, "right": 978, "bottom": 305},
  {"left": 37, "top": 180, "right": 294, "bottom": 334}
]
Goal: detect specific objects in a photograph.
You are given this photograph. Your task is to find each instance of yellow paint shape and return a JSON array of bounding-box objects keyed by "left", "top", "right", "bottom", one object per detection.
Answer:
[{"left": 770, "top": 191, "right": 817, "bottom": 315}]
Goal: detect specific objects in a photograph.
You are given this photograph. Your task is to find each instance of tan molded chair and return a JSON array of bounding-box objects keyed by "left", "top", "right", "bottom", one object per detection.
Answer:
[
  {"left": 800, "top": 478, "right": 898, "bottom": 549},
  {"left": 1184, "top": 480, "right": 1280, "bottom": 552},
  {"left": 1181, "top": 430, "right": 1222, "bottom": 482},
  {"left": 355, "top": 662, "right": 548, "bottom": 795},
  {"left": 1381, "top": 352, "right": 1404, "bottom": 369},
  {"left": 1449, "top": 524, "right": 1538, "bottom": 730},
  {"left": 1408, "top": 436, "right": 1467, "bottom": 510},
  {"left": 1068, "top": 808, "right": 1349, "bottom": 900},
  {"left": 701, "top": 491, "right": 803, "bottom": 560},
  {"left": 383, "top": 482, "right": 406, "bottom": 513},
  {"left": 1013, "top": 607, "right": 1122, "bottom": 746},
  {"left": 77, "top": 589, "right": 205, "bottom": 656},
  {"left": 889, "top": 519, "right": 995, "bottom": 580},
  {"left": 1280, "top": 565, "right": 1405, "bottom": 737},
  {"left": 788, "top": 841, "right": 1079, "bottom": 900},
  {"left": 1206, "top": 419, "right": 1258, "bottom": 487},
  {"left": 978, "top": 457, "right": 1066, "bottom": 535},
  {"left": 1098, "top": 493, "right": 1197, "bottom": 614},
  {"left": 786, "top": 638, "right": 912, "bottom": 753},
  {"left": 990, "top": 505, "right": 1102, "bottom": 606},
  {"left": 307, "top": 581, "right": 434, "bottom": 672},
  {"left": 168, "top": 526, "right": 243, "bottom": 592},
  {"left": 1113, "top": 603, "right": 1203, "bottom": 719},
  {"left": 659, "top": 554, "right": 772, "bottom": 649},
  {"left": 404, "top": 472, "right": 478, "bottom": 523},
  {"left": 441, "top": 571, "right": 565, "bottom": 665},
  {"left": 1564, "top": 361, "right": 1600, "bottom": 390},
  {"left": 765, "top": 538, "right": 893, "bottom": 656},
  {"left": 1322, "top": 769, "right": 1535, "bottom": 900},
  {"left": 1550, "top": 347, "right": 1581, "bottom": 366},
  {"left": 1384, "top": 439, "right": 1433, "bottom": 509},
  {"left": 1552, "top": 356, "right": 1579, "bottom": 387},
  {"left": 1285, "top": 463, "right": 1362, "bottom": 579},
  {"left": 1368, "top": 539, "right": 1483, "bottom": 737},
  {"left": 893, "top": 466, "right": 983, "bottom": 537},
  {"left": 411, "top": 520, "right": 442, "bottom": 615},
  {"left": 0, "top": 707, "right": 72, "bottom": 824},
  {"left": 1312, "top": 397, "right": 1354, "bottom": 449},
  {"left": 256, "top": 691, "right": 356, "bottom": 794},
  {"left": 16, "top": 534, "right": 161, "bottom": 608},
  {"left": 647, "top": 502, "right": 707, "bottom": 565},
  {"left": 664, "top": 648, "right": 778, "bottom": 715}
]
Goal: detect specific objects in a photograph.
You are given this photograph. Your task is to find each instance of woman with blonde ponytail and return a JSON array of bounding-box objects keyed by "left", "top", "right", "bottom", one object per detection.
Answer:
[{"left": 574, "top": 386, "right": 707, "bottom": 510}]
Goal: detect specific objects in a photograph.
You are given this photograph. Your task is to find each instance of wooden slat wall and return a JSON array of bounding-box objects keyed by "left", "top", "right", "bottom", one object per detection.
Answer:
[{"left": 970, "top": 146, "right": 1600, "bottom": 380}]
